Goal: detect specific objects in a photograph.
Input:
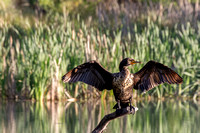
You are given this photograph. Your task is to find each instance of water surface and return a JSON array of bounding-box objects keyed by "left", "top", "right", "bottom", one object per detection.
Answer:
[{"left": 0, "top": 99, "right": 199, "bottom": 133}]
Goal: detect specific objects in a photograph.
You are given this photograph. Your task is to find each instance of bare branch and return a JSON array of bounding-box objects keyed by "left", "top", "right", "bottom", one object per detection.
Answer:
[{"left": 92, "top": 106, "right": 138, "bottom": 133}]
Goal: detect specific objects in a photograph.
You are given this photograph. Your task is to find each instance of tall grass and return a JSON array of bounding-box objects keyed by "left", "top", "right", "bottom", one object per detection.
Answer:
[{"left": 0, "top": 14, "right": 199, "bottom": 100}]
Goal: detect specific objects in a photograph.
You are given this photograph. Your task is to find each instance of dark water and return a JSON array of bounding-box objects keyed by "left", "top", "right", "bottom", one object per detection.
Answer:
[{"left": 0, "top": 99, "right": 199, "bottom": 133}]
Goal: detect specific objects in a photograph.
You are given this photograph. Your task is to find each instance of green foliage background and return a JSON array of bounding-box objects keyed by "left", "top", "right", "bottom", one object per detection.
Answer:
[{"left": 0, "top": 0, "right": 199, "bottom": 100}]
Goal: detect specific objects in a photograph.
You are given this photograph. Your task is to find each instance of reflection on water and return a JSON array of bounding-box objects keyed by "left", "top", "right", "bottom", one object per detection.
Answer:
[{"left": 0, "top": 99, "right": 199, "bottom": 133}]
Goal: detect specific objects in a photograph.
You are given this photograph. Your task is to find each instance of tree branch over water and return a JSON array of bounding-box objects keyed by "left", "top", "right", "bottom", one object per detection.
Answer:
[{"left": 92, "top": 106, "right": 138, "bottom": 133}]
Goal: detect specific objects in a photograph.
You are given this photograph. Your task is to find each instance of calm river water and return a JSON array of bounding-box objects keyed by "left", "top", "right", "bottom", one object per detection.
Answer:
[{"left": 0, "top": 99, "right": 199, "bottom": 133}]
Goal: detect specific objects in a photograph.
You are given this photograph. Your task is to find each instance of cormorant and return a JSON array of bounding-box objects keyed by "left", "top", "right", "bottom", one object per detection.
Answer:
[{"left": 62, "top": 58, "right": 183, "bottom": 109}]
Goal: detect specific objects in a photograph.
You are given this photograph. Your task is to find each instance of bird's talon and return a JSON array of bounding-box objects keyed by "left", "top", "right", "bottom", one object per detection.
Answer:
[{"left": 128, "top": 105, "right": 135, "bottom": 114}]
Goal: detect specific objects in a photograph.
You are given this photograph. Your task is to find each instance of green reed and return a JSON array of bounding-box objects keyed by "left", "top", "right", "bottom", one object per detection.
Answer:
[{"left": 0, "top": 14, "right": 199, "bottom": 100}]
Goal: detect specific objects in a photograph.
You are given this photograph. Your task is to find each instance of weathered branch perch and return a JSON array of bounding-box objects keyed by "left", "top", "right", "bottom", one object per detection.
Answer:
[{"left": 92, "top": 106, "right": 138, "bottom": 133}]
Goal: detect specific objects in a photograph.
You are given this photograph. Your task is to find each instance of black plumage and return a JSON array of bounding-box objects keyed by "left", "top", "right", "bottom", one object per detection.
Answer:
[{"left": 62, "top": 58, "right": 183, "bottom": 109}]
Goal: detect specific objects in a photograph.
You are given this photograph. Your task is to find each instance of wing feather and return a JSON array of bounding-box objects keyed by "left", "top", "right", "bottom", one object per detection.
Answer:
[
  {"left": 133, "top": 61, "right": 183, "bottom": 92},
  {"left": 62, "top": 60, "right": 113, "bottom": 91}
]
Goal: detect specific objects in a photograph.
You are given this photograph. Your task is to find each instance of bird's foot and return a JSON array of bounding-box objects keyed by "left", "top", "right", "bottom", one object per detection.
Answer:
[{"left": 128, "top": 105, "right": 138, "bottom": 114}]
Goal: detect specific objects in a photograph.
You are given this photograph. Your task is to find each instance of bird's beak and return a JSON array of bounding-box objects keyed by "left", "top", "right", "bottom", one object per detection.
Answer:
[{"left": 131, "top": 60, "right": 141, "bottom": 65}]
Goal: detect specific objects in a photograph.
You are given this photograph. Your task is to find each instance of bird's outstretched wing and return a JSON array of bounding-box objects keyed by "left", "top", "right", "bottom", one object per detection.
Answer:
[
  {"left": 62, "top": 60, "right": 113, "bottom": 91},
  {"left": 133, "top": 61, "right": 183, "bottom": 92}
]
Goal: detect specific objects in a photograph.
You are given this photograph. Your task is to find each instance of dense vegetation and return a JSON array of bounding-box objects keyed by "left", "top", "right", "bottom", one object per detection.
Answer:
[{"left": 0, "top": 0, "right": 199, "bottom": 100}]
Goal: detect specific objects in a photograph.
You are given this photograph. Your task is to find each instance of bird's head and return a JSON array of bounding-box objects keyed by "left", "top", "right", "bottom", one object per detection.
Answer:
[{"left": 119, "top": 58, "right": 141, "bottom": 71}]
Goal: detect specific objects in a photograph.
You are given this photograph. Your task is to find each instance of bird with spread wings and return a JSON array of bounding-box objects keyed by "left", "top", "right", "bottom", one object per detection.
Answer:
[{"left": 62, "top": 58, "right": 183, "bottom": 109}]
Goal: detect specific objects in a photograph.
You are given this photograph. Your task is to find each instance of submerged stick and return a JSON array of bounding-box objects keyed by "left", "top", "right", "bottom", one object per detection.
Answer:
[{"left": 92, "top": 106, "right": 138, "bottom": 133}]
